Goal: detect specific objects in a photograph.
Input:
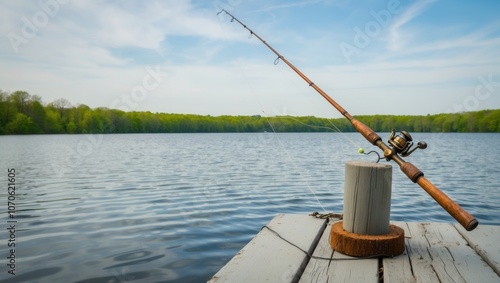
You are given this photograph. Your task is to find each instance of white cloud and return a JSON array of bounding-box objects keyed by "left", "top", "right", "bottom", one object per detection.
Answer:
[
  {"left": 247, "top": 0, "right": 325, "bottom": 13},
  {"left": 402, "top": 20, "right": 500, "bottom": 55},
  {"left": 388, "top": 0, "right": 436, "bottom": 51}
]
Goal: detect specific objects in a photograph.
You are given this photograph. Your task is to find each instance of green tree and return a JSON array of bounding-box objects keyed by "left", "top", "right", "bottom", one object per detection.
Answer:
[
  {"left": 0, "top": 90, "right": 16, "bottom": 133},
  {"left": 9, "top": 90, "right": 31, "bottom": 114},
  {"left": 48, "top": 98, "right": 71, "bottom": 117},
  {"left": 44, "top": 108, "right": 64, "bottom": 133},
  {"left": 5, "top": 113, "right": 37, "bottom": 134},
  {"left": 26, "top": 100, "right": 46, "bottom": 133}
]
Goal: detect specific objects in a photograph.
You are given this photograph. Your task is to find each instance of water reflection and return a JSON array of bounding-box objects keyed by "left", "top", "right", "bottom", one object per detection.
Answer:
[
  {"left": 72, "top": 271, "right": 150, "bottom": 283},
  {"left": 0, "top": 267, "right": 63, "bottom": 283}
]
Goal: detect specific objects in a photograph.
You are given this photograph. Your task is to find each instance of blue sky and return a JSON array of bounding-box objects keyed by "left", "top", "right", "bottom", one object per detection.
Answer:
[{"left": 1, "top": 0, "right": 499, "bottom": 118}]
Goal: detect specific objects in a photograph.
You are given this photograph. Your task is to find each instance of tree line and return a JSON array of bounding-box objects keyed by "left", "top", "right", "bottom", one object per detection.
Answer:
[{"left": 0, "top": 90, "right": 499, "bottom": 134}]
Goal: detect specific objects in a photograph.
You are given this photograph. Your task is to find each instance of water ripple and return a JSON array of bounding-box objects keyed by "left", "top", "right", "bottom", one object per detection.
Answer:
[{"left": 0, "top": 133, "right": 498, "bottom": 282}]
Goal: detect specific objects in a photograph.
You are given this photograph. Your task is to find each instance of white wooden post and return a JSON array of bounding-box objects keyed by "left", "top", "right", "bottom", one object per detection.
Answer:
[{"left": 343, "top": 161, "right": 392, "bottom": 235}]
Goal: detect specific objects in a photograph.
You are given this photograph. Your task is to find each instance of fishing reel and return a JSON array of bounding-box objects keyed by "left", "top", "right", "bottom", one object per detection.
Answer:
[{"left": 388, "top": 129, "right": 427, "bottom": 157}]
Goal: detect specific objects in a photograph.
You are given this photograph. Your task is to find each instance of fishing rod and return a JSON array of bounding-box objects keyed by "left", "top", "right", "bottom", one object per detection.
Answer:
[{"left": 218, "top": 9, "right": 478, "bottom": 231}]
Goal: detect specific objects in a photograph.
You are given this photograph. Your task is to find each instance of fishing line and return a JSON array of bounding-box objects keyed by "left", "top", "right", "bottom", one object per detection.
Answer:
[
  {"left": 266, "top": 115, "right": 341, "bottom": 132},
  {"left": 261, "top": 225, "right": 398, "bottom": 260},
  {"left": 217, "top": 16, "right": 328, "bottom": 212},
  {"left": 262, "top": 111, "right": 328, "bottom": 213},
  {"left": 262, "top": 115, "right": 385, "bottom": 162},
  {"left": 271, "top": 56, "right": 364, "bottom": 151}
]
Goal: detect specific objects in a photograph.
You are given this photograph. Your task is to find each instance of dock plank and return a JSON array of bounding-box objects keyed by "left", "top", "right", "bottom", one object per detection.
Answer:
[
  {"left": 328, "top": 252, "right": 379, "bottom": 282},
  {"left": 454, "top": 223, "right": 500, "bottom": 277},
  {"left": 424, "top": 222, "right": 498, "bottom": 282},
  {"left": 300, "top": 220, "right": 380, "bottom": 283},
  {"left": 208, "top": 214, "right": 326, "bottom": 283},
  {"left": 403, "top": 222, "right": 442, "bottom": 283},
  {"left": 406, "top": 222, "right": 499, "bottom": 283},
  {"left": 299, "top": 222, "right": 334, "bottom": 282},
  {"left": 383, "top": 222, "right": 416, "bottom": 283}
]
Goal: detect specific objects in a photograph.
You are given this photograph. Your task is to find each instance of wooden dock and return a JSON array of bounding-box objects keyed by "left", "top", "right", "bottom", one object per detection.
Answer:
[{"left": 209, "top": 214, "right": 500, "bottom": 282}]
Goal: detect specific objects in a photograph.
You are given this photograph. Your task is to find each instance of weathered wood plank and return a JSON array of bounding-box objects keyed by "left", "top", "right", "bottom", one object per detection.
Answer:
[
  {"left": 405, "top": 222, "right": 443, "bottom": 282},
  {"left": 422, "top": 222, "right": 468, "bottom": 283},
  {"left": 406, "top": 222, "right": 499, "bottom": 283},
  {"left": 327, "top": 250, "right": 379, "bottom": 282},
  {"left": 300, "top": 218, "right": 380, "bottom": 283},
  {"left": 454, "top": 223, "right": 500, "bottom": 277},
  {"left": 383, "top": 222, "right": 416, "bottom": 283},
  {"left": 425, "top": 222, "right": 498, "bottom": 282},
  {"left": 390, "top": 221, "right": 412, "bottom": 239},
  {"left": 208, "top": 214, "right": 326, "bottom": 283},
  {"left": 299, "top": 222, "right": 335, "bottom": 282}
]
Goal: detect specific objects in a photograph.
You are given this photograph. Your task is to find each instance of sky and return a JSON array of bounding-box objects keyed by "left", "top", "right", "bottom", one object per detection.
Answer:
[{"left": 1, "top": 0, "right": 499, "bottom": 118}]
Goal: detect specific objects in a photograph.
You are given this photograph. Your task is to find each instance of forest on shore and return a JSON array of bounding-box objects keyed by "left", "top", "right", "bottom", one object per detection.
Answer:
[{"left": 1, "top": 90, "right": 499, "bottom": 134}]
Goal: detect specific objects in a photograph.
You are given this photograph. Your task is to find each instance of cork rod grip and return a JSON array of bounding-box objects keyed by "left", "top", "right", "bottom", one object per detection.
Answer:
[
  {"left": 417, "top": 176, "right": 478, "bottom": 231},
  {"left": 400, "top": 161, "right": 478, "bottom": 231}
]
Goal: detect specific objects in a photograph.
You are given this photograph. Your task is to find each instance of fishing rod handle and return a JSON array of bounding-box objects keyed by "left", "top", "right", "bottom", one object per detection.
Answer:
[{"left": 401, "top": 163, "right": 479, "bottom": 231}]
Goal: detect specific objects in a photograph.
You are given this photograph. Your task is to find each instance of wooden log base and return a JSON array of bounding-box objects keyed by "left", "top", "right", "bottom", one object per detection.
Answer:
[{"left": 330, "top": 221, "right": 405, "bottom": 257}]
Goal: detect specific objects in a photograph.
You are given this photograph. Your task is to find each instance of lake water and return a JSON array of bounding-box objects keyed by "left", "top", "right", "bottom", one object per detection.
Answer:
[{"left": 0, "top": 133, "right": 499, "bottom": 282}]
